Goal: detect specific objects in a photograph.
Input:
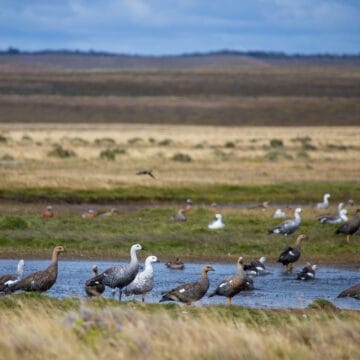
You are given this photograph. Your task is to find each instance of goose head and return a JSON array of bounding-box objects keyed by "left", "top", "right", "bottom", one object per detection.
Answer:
[
  {"left": 311, "top": 265, "right": 318, "bottom": 271},
  {"left": 259, "top": 256, "right": 266, "bottom": 264},
  {"left": 131, "top": 244, "right": 142, "bottom": 252},
  {"left": 295, "top": 234, "right": 307, "bottom": 246},
  {"left": 203, "top": 264, "right": 215, "bottom": 273},
  {"left": 46, "top": 205, "right": 53, "bottom": 211},
  {"left": 324, "top": 193, "right": 330, "bottom": 201},
  {"left": 215, "top": 213, "right": 222, "bottom": 221},
  {"left": 294, "top": 208, "right": 302, "bottom": 216},
  {"left": 54, "top": 245, "right": 65, "bottom": 254},
  {"left": 338, "top": 202, "right": 344, "bottom": 211},
  {"left": 146, "top": 255, "right": 159, "bottom": 265}
]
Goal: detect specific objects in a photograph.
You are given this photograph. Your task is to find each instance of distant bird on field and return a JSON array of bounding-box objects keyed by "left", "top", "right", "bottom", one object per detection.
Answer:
[
  {"left": 42, "top": 205, "right": 54, "bottom": 218},
  {"left": 338, "top": 283, "right": 360, "bottom": 300},
  {"left": 98, "top": 208, "right": 119, "bottom": 217},
  {"left": 316, "top": 193, "right": 330, "bottom": 209},
  {"left": 0, "top": 260, "right": 25, "bottom": 292},
  {"left": 335, "top": 209, "right": 360, "bottom": 242},
  {"left": 86, "top": 244, "right": 142, "bottom": 300},
  {"left": 3, "top": 246, "right": 64, "bottom": 294},
  {"left": 297, "top": 263, "right": 317, "bottom": 280},
  {"left": 208, "top": 213, "right": 225, "bottom": 230},
  {"left": 136, "top": 170, "right": 155, "bottom": 179},
  {"left": 82, "top": 209, "right": 96, "bottom": 219},
  {"left": 165, "top": 258, "right": 185, "bottom": 270},
  {"left": 269, "top": 208, "right": 302, "bottom": 236},
  {"left": 208, "top": 257, "right": 247, "bottom": 305},
  {"left": 319, "top": 208, "right": 348, "bottom": 225},
  {"left": 348, "top": 199, "right": 355, "bottom": 207},
  {"left": 277, "top": 234, "right": 306, "bottom": 272},
  {"left": 169, "top": 199, "right": 193, "bottom": 222},
  {"left": 244, "top": 256, "right": 267, "bottom": 276},
  {"left": 272, "top": 209, "right": 287, "bottom": 219},
  {"left": 85, "top": 265, "right": 105, "bottom": 297},
  {"left": 125, "top": 255, "right": 159, "bottom": 302},
  {"left": 160, "top": 265, "right": 214, "bottom": 305}
]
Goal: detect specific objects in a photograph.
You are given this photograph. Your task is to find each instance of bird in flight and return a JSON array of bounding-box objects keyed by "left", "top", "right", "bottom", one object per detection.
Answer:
[{"left": 136, "top": 170, "right": 156, "bottom": 179}]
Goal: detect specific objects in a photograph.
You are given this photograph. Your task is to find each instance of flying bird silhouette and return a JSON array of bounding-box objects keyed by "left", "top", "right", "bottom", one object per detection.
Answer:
[{"left": 136, "top": 170, "right": 155, "bottom": 179}]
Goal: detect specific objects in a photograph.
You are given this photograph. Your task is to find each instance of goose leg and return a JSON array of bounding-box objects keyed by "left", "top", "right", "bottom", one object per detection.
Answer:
[
  {"left": 227, "top": 297, "right": 232, "bottom": 305},
  {"left": 347, "top": 235, "right": 351, "bottom": 243},
  {"left": 142, "top": 295, "right": 145, "bottom": 303},
  {"left": 111, "top": 289, "right": 116, "bottom": 299},
  {"left": 118, "top": 289, "right": 122, "bottom": 301}
]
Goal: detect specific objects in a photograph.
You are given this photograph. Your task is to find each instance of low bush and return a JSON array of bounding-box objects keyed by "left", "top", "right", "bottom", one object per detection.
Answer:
[{"left": 172, "top": 153, "right": 192, "bottom": 162}]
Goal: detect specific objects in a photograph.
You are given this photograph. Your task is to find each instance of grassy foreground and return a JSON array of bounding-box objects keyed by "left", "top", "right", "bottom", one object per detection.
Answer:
[
  {"left": 0, "top": 294, "right": 358, "bottom": 359},
  {"left": 0, "top": 205, "right": 359, "bottom": 264}
]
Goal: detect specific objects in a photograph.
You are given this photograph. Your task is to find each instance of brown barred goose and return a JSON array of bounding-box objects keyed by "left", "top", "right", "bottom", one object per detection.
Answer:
[
  {"left": 160, "top": 265, "right": 214, "bottom": 305},
  {"left": 85, "top": 265, "right": 105, "bottom": 297},
  {"left": 4, "top": 246, "right": 64, "bottom": 293},
  {"left": 208, "top": 257, "right": 247, "bottom": 304}
]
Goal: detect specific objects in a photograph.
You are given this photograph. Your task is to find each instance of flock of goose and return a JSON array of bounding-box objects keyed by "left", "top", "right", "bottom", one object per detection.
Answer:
[{"left": 0, "top": 193, "right": 359, "bottom": 304}]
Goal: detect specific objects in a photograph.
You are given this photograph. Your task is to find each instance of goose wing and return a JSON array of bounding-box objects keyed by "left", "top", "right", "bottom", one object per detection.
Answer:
[
  {"left": 278, "top": 246, "right": 299, "bottom": 263},
  {"left": 161, "top": 280, "right": 202, "bottom": 301}
]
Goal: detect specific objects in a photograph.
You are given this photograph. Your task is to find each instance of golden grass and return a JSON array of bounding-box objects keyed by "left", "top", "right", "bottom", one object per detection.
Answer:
[
  {"left": 0, "top": 297, "right": 359, "bottom": 360},
  {"left": 0, "top": 124, "right": 359, "bottom": 189}
]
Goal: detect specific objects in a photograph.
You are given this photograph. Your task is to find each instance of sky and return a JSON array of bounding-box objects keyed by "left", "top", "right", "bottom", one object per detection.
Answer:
[{"left": 0, "top": 0, "right": 359, "bottom": 55}]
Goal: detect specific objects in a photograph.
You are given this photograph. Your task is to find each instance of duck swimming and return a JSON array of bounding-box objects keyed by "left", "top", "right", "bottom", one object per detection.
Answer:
[
  {"left": 85, "top": 265, "right": 105, "bottom": 297},
  {"left": 208, "top": 213, "right": 225, "bottom": 230},
  {"left": 0, "top": 259, "right": 25, "bottom": 292},
  {"left": 165, "top": 258, "right": 185, "bottom": 270},
  {"left": 297, "top": 263, "right": 317, "bottom": 280},
  {"left": 244, "top": 256, "right": 267, "bottom": 276}
]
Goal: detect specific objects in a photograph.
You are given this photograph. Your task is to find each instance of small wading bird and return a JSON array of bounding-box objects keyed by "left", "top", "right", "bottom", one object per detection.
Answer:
[
  {"left": 85, "top": 265, "right": 105, "bottom": 297},
  {"left": 208, "top": 257, "right": 247, "bottom": 305},
  {"left": 97, "top": 208, "right": 119, "bottom": 217},
  {"left": 297, "top": 263, "right": 317, "bottom": 280},
  {"left": 0, "top": 259, "right": 25, "bottom": 292},
  {"left": 125, "top": 255, "right": 159, "bottom": 302},
  {"left": 160, "top": 265, "right": 214, "bottom": 305},
  {"left": 316, "top": 193, "right": 331, "bottom": 209},
  {"left": 269, "top": 208, "right": 302, "bottom": 236},
  {"left": 42, "top": 205, "right": 54, "bottom": 218},
  {"left": 86, "top": 244, "right": 142, "bottom": 300},
  {"left": 277, "top": 234, "right": 306, "bottom": 272},
  {"left": 136, "top": 170, "right": 155, "bottom": 179},
  {"left": 2, "top": 246, "right": 64, "bottom": 294}
]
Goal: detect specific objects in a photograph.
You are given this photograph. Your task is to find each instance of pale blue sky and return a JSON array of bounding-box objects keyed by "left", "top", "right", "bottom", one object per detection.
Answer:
[{"left": 0, "top": 0, "right": 359, "bottom": 54}]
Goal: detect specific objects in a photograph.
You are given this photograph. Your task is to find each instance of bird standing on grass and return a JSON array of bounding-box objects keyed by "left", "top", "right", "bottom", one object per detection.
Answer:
[
  {"left": 86, "top": 244, "right": 142, "bottom": 300},
  {"left": 42, "top": 205, "right": 54, "bottom": 218},
  {"left": 316, "top": 193, "right": 331, "bottom": 209},
  {"left": 3, "top": 246, "right": 64, "bottom": 293},
  {"left": 208, "top": 257, "right": 247, "bottom": 305},
  {"left": 269, "top": 208, "right": 302, "bottom": 236},
  {"left": 208, "top": 213, "right": 225, "bottom": 230},
  {"left": 335, "top": 209, "right": 360, "bottom": 243},
  {"left": 160, "top": 265, "right": 214, "bottom": 305},
  {"left": 277, "top": 234, "right": 306, "bottom": 272},
  {"left": 82, "top": 209, "right": 96, "bottom": 219},
  {"left": 170, "top": 199, "right": 193, "bottom": 222},
  {"left": 85, "top": 265, "right": 105, "bottom": 297},
  {"left": 125, "top": 255, "right": 159, "bottom": 302}
]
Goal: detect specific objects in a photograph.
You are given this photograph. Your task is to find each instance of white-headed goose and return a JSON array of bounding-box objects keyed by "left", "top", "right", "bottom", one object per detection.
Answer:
[{"left": 269, "top": 208, "right": 302, "bottom": 236}]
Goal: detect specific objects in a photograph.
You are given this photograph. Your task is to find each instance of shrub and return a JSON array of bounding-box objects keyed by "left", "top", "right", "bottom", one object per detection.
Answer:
[
  {"left": 297, "top": 151, "right": 310, "bottom": 160},
  {"left": 0, "top": 134, "right": 8, "bottom": 143},
  {"left": 326, "top": 143, "right": 348, "bottom": 151},
  {"left": 1, "top": 154, "right": 15, "bottom": 161},
  {"left": 159, "top": 138, "right": 173, "bottom": 146},
  {"left": 48, "top": 145, "right": 76, "bottom": 158},
  {"left": 127, "top": 137, "right": 143, "bottom": 145},
  {"left": 264, "top": 150, "right": 292, "bottom": 161},
  {"left": 193, "top": 143, "right": 204, "bottom": 149},
  {"left": 148, "top": 137, "right": 156, "bottom": 144},
  {"left": 0, "top": 215, "right": 29, "bottom": 230},
  {"left": 21, "top": 134, "right": 33, "bottom": 142},
  {"left": 172, "top": 153, "right": 192, "bottom": 162},
  {"left": 225, "top": 141, "right": 235, "bottom": 148},
  {"left": 99, "top": 148, "right": 126, "bottom": 160},
  {"left": 291, "top": 136, "right": 312, "bottom": 143},
  {"left": 94, "top": 138, "right": 116, "bottom": 146},
  {"left": 302, "top": 142, "right": 317, "bottom": 151},
  {"left": 69, "top": 137, "right": 89, "bottom": 146},
  {"left": 307, "top": 299, "right": 338, "bottom": 311},
  {"left": 269, "top": 138, "right": 284, "bottom": 148}
]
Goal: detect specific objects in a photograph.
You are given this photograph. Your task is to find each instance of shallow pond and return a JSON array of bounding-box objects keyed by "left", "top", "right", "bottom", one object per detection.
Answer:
[{"left": 0, "top": 259, "right": 359, "bottom": 310}]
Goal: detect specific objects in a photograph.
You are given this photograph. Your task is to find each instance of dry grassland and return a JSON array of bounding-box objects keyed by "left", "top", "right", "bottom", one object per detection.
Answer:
[{"left": 0, "top": 124, "right": 359, "bottom": 189}]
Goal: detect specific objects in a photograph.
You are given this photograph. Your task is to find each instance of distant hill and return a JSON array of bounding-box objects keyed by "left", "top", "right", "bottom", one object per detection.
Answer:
[{"left": 0, "top": 49, "right": 359, "bottom": 70}]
